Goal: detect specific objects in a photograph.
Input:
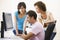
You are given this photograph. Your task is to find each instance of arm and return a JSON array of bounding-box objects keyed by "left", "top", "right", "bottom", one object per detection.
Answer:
[
  {"left": 20, "top": 32, "right": 34, "bottom": 40},
  {"left": 23, "top": 16, "right": 28, "bottom": 33},
  {"left": 46, "top": 13, "right": 54, "bottom": 23},
  {"left": 44, "top": 13, "right": 54, "bottom": 27},
  {"left": 39, "top": 18, "right": 43, "bottom": 24},
  {"left": 20, "top": 25, "right": 42, "bottom": 40},
  {"left": 14, "top": 16, "right": 18, "bottom": 35}
]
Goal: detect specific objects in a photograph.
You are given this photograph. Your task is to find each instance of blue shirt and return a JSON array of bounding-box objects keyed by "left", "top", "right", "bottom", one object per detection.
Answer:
[{"left": 15, "top": 11, "right": 26, "bottom": 30}]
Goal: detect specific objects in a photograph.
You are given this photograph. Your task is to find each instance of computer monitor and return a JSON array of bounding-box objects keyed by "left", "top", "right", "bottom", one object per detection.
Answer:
[
  {"left": 1, "top": 12, "right": 13, "bottom": 38},
  {"left": 3, "top": 12, "right": 13, "bottom": 31}
]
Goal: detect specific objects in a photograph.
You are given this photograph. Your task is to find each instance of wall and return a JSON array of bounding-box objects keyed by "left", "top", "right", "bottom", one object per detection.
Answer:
[{"left": 0, "top": 0, "right": 60, "bottom": 40}]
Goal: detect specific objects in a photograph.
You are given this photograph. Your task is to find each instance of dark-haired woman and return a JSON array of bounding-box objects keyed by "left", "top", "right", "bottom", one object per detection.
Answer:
[{"left": 13, "top": 2, "right": 27, "bottom": 36}]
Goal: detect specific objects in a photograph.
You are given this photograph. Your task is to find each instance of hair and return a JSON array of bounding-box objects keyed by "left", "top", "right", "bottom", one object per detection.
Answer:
[
  {"left": 17, "top": 2, "right": 26, "bottom": 14},
  {"left": 27, "top": 10, "right": 37, "bottom": 20},
  {"left": 34, "top": 1, "right": 46, "bottom": 12}
]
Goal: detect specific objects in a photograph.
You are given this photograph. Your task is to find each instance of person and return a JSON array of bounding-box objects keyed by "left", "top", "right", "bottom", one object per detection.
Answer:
[
  {"left": 34, "top": 1, "right": 56, "bottom": 39},
  {"left": 34, "top": 1, "right": 54, "bottom": 29},
  {"left": 13, "top": 2, "right": 27, "bottom": 36},
  {"left": 18, "top": 10, "right": 45, "bottom": 40}
]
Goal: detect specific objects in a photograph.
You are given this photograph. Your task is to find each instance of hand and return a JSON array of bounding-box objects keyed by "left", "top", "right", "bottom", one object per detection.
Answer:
[
  {"left": 16, "top": 34, "right": 19, "bottom": 36},
  {"left": 44, "top": 23, "right": 48, "bottom": 27},
  {"left": 16, "top": 34, "right": 22, "bottom": 36},
  {"left": 21, "top": 34, "right": 26, "bottom": 38}
]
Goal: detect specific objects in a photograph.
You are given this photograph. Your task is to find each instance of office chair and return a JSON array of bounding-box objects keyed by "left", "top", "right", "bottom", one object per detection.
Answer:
[
  {"left": 50, "top": 20, "right": 57, "bottom": 40},
  {"left": 45, "top": 21, "right": 56, "bottom": 40}
]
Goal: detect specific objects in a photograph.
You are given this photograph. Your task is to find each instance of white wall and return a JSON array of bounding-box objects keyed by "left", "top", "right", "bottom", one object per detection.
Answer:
[{"left": 0, "top": 0, "right": 60, "bottom": 40}]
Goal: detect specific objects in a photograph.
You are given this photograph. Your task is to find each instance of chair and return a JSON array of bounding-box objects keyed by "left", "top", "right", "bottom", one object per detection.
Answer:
[
  {"left": 45, "top": 21, "right": 56, "bottom": 40},
  {"left": 50, "top": 20, "right": 57, "bottom": 40}
]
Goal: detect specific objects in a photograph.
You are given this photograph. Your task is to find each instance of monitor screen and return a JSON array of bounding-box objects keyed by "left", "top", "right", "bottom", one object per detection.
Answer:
[
  {"left": 2, "top": 12, "right": 13, "bottom": 30},
  {"left": 5, "top": 13, "right": 13, "bottom": 29}
]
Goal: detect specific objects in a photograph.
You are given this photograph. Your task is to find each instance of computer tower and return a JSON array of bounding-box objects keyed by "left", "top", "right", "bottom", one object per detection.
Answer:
[{"left": 1, "top": 21, "right": 4, "bottom": 38}]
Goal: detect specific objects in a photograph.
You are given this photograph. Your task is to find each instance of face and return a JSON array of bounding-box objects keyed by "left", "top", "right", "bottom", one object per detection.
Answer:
[
  {"left": 19, "top": 6, "right": 26, "bottom": 14},
  {"left": 34, "top": 5, "right": 41, "bottom": 13},
  {"left": 27, "top": 15, "right": 34, "bottom": 24}
]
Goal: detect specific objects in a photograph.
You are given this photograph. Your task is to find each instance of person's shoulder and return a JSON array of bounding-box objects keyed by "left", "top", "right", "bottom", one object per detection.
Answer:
[
  {"left": 33, "top": 22, "right": 43, "bottom": 30},
  {"left": 35, "top": 21, "right": 43, "bottom": 27},
  {"left": 15, "top": 11, "right": 18, "bottom": 16},
  {"left": 46, "top": 11, "right": 52, "bottom": 16},
  {"left": 15, "top": 11, "right": 18, "bottom": 14}
]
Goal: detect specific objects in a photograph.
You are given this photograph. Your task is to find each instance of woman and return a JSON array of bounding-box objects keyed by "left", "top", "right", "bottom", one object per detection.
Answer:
[
  {"left": 34, "top": 1, "right": 56, "bottom": 40},
  {"left": 34, "top": 1, "right": 54, "bottom": 29},
  {"left": 13, "top": 2, "right": 27, "bottom": 36}
]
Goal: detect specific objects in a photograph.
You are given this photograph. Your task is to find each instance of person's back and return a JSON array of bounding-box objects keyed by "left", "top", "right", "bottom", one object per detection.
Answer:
[{"left": 29, "top": 21, "right": 45, "bottom": 40}]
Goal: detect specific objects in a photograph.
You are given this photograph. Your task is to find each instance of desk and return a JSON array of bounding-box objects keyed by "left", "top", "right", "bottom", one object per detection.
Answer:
[{"left": 0, "top": 29, "right": 24, "bottom": 40}]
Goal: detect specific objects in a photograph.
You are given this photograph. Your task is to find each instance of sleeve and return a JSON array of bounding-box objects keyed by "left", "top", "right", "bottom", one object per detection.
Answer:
[
  {"left": 13, "top": 12, "right": 18, "bottom": 30},
  {"left": 49, "top": 13, "right": 54, "bottom": 21},
  {"left": 30, "top": 25, "right": 41, "bottom": 35},
  {"left": 46, "top": 13, "right": 54, "bottom": 23},
  {"left": 15, "top": 12, "right": 18, "bottom": 17}
]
